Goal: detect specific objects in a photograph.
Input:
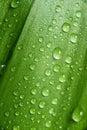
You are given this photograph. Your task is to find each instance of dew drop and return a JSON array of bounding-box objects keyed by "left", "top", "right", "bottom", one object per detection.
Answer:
[
  {"left": 53, "top": 47, "right": 62, "bottom": 60},
  {"left": 49, "top": 108, "right": 54, "bottom": 115},
  {"left": 62, "top": 22, "right": 70, "bottom": 32},
  {"left": 59, "top": 75, "right": 66, "bottom": 83},
  {"left": 30, "top": 64, "right": 35, "bottom": 71},
  {"left": 45, "top": 69, "right": 51, "bottom": 76},
  {"left": 65, "top": 56, "right": 72, "bottom": 64},
  {"left": 11, "top": 67, "right": 16, "bottom": 72},
  {"left": 4, "top": 112, "right": 9, "bottom": 117},
  {"left": 19, "top": 95, "right": 24, "bottom": 99},
  {"left": 23, "top": 76, "right": 28, "bottom": 81},
  {"left": 11, "top": 0, "right": 20, "bottom": 8},
  {"left": 42, "top": 88, "right": 49, "bottom": 97},
  {"left": 30, "top": 108, "right": 35, "bottom": 115},
  {"left": 52, "top": 98, "right": 58, "bottom": 105},
  {"left": 31, "top": 99, "right": 36, "bottom": 104},
  {"left": 52, "top": 19, "right": 57, "bottom": 25},
  {"left": 53, "top": 64, "right": 60, "bottom": 72},
  {"left": 55, "top": 5, "right": 61, "bottom": 12},
  {"left": 38, "top": 37, "right": 43, "bottom": 43},
  {"left": 46, "top": 120, "right": 51, "bottom": 128},
  {"left": 48, "top": 25, "right": 53, "bottom": 32},
  {"left": 31, "top": 88, "right": 37, "bottom": 95},
  {"left": 39, "top": 101, "right": 45, "bottom": 108},
  {"left": 15, "top": 111, "right": 19, "bottom": 116},
  {"left": 76, "top": 10, "right": 81, "bottom": 18},
  {"left": 72, "top": 106, "right": 83, "bottom": 122},
  {"left": 70, "top": 33, "right": 78, "bottom": 43},
  {"left": 47, "top": 42, "right": 52, "bottom": 48},
  {"left": 13, "top": 125, "right": 20, "bottom": 130}
]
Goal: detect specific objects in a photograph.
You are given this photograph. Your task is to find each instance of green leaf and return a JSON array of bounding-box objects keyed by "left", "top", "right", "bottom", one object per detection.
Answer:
[{"left": 0, "top": 0, "right": 87, "bottom": 130}]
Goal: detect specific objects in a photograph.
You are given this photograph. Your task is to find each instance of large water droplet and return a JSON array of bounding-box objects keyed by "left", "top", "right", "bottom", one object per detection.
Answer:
[
  {"left": 70, "top": 33, "right": 78, "bottom": 43},
  {"left": 72, "top": 106, "right": 83, "bottom": 122},
  {"left": 53, "top": 47, "right": 62, "bottom": 60},
  {"left": 31, "top": 99, "right": 36, "bottom": 104},
  {"left": 13, "top": 125, "right": 20, "bottom": 130},
  {"left": 62, "top": 22, "right": 70, "bottom": 32},
  {"left": 11, "top": 0, "right": 20, "bottom": 8},
  {"left": 31, "top": 88, "right": 37, "bottom": 95},
  {"left": 42, "top": 88, "right": 49, "bottom": 97}
]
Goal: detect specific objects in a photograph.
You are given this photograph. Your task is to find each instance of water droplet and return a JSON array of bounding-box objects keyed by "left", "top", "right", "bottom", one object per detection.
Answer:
[
  {"left": 30, "top": 128, "right": 36, "bottom": 130},
  {"left": 11, "top": 0, "right": 20, "bottom": 8},
  {"left": 15, "top": 111, "right": 19, "bottom": 116},
  {"left": 59, "top": 75, "right": 66, "bottom": 83},
  {"left": 56, "top": 85, "right": 61, "bottom": 90},
  {"left": 48, "top": 25, "right": 53, "bottom": 32},
  {"left": 45, "top": 69, "right": 51, "bottom": 76},
  {"left": 49, "top": 108, "right": 54, "bottom": 115},
  {"left": 19, "top": 95, "right": 24, "bottom": 99},
  {"left": 13, "top": 91, "right": 18, "bottom": 96},
  {"left": 76, "top": 10, "right": 81, "bottom": 18},
  {"left": 31, "top": 88, "right": 37, "bottom": 95},
  {"left": 11, "top": 67, "right": 16, "bottom": 72},
  {"left": 30, "top": 108, "right": 35, "bottom": 115},
  {"left": 30, "top": 64, "right": 35, "bottom": 71},
  {"left": 73, "top": 21, "right": 78, "bottom": 26},
  {"left": 52, "top": 98, "right": 58, "bottom": 105},
  {"left": 62, "top": 22, "right": 70, "bottom": 32},
  {"left": 38, "top": 37, "right": 43, "bottom": 43},
  {"left": 53, "top": 64, "right": 60, "bottom": 72},
  {"left": 39, "top": 47, "right": 44, "bottom": 52},
  {"left": 65, "top": 56, "right": 72, "bottom": 64},
  {"left": 55, "top": 5, "right": 61, "bottom": 12},
  {"left": 46, "top": 120, "right": 51, "bottom": 128},
  {"left": 52, "top": 19, "right": 57, "bottom": 25},
  {"left": 72, "top": 106, "right": 83, "bottom": 122},
  {"left": 5, "top": 18, "right": 8, "bottom": 22},
  {"left": 19, "top": 102, "right": 23, "bottom": 107},
  {"left": 13, "top": 125, "right": 20, "bottom": 130},
  {"left": 70, "top": 33, "right": 78, "bottom": 43},
  {"left": 17, "top": 45, "right": 23, "bottom": 50},
  {"left": 23, "top": 76, "right": 28, "bottom": 81},
  {"left": 4, "top": 112, "right": 9, "bottom": 117},
  {"left": 53, "top": 47, "right": 62, "bottom": 60},
  {"left": 31, "top": 99, "right": 36, "bottom": 104},
  {"left": 42, "top": 88, "right": 49, "bottom": 97},
  {"left": 39, "top": 101, "right": 45, "bottom": 108},
  {"left": 47, "top": 42, "right": 52, "bottom": 48}
]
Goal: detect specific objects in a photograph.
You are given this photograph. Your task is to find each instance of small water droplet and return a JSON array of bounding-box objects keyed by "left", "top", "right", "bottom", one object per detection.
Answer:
[
  {"left": 13, "top": 125, "right": 20, "bottom": 130},
  {"left": 42, "top": 88, "right": 49, "bottom": 97},
  {"left": 76, "top": 10, "right": 81, "bottom": 18},
  {"left": 11, "top": 66, "right": 16, "bottom": 72},
  {"left": 15, "top": 111, "right": 19, "bottom": 116},
  {"left": 31, "top": 99, "right": 36, "bottom": 104},
  {"left": 19, "top": 95, "right": 24, "bottom": 99},
  {"left": 30, "top": 108, "right": 35, "bottom": 115},
  {"left": 11, "top": 0, "right": 20, "bottom": 8},
  {"left": 72, "top": 105, "right": 83, "bottom": 122},
  {"left": 39, "top": 47, "right": 44, "bottom": 52},
  {"left": 39, "top": 101, "right": 45, "bottom": 108},
  {"left": 45, "top": 69, "right": 51, "bottom": 76},
  {"left": 48, "top": 25, "right": 53, "bottom": 32},
  {"left": 23, "top": 76, "right": 28, "bottom": 81},
  {"left": 59, "top": 75, "right": 66, "bottom": 83},
  {"left": 52, "top": 19, "right": 57, "bottom": 25},
  {"left": 38, "top": 37, "right": 43, "bottom": 43},
  {"left": 30, "top": 64, "right": 35, "bottom": 71},
  {"left": 55, "top": 5, "right": 61, "bottom": 12},
  {"left": 47, "top": 42, "right": 52, "bottom": 48},
  {"left": 62, "top": 22, "right": 70, "bottom": 32},
  {"left": 65, "top": 56, "right": 72, "bottom": 64},
  {"left": 31, "top": 88, "right": 37, "bottom": 95},
  {"left": 17, "top": 45, "right": 23, "bottom": 50},
  {"left": 4, "top": 112, "right": 9, "bottom": 117},
  {"left": 52, "top": 98, "right": 58, "bottom": 105},
  {"left": 46, "top": 120, "right": 51, "bottom": 128},
  {"left": 70, "top": 33, "right": 78, "bottom": 43},
  {"left": 53, "top": 47, "right": 62, "bottom": 60},
  {"left": 53, "top": 64, "right": 60, "bottom": 72}
]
